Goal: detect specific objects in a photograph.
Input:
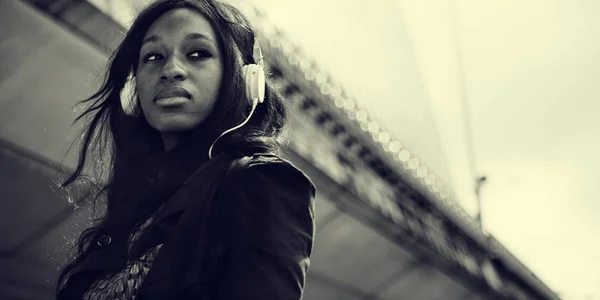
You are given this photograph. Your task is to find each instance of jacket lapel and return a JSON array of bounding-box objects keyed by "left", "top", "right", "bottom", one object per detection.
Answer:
[
  {"left": 150, "top": 156, "right": 218, "bottom": 226},
  {"left": 150, "top": 153, "right": 254, "bottom": 226}
]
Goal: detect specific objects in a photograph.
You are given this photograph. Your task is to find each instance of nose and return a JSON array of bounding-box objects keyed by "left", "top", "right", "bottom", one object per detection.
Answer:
[{"left": 161, "top": 57, "right": 187, "bottom": 82}]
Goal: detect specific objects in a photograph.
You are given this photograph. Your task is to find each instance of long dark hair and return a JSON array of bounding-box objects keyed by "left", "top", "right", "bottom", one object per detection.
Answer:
[{"left": 56, "top": 0, "right": 288, "bottom": 293}]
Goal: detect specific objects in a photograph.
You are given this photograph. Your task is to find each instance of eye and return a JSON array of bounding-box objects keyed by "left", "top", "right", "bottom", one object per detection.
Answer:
[
  {"left": 143, "top": 53, "right": 163, "bottom": 63},
  {"left": 189, "top": 50, "right": 213, "bottom": 60}
]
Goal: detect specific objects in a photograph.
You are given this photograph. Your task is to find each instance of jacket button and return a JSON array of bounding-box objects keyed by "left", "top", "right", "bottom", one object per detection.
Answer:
[{"left": 97, "top": 235, "right": 112, "bottom": 247}]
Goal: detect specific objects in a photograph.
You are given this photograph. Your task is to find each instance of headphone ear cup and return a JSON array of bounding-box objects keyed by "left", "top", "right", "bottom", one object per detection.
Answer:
[
  {"left": 120, "top": 76, "right": 137, "bottom": 115},
  {"left": 242, "top": 64, "right": 265, "bottom": 106}
]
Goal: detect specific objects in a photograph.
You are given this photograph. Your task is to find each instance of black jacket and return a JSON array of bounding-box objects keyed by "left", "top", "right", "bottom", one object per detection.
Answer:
[{"left": 57, "top": 152, "right": 316, "bottom": 299}]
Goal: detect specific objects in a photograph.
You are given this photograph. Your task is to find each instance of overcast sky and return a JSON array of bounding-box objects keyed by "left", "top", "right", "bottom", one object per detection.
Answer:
[{"left": 249, "top": 0, "right": 599, "bottom": 299}]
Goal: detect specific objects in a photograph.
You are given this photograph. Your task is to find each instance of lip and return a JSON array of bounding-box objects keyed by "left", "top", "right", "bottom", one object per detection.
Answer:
[{"left": 154, "top": 87, "right": 191, "bottom": 101}]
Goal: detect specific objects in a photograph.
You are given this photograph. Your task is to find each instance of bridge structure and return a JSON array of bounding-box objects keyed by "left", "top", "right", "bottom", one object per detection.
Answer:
[{"left": 0, "top": 1, "right": 559, "bottom": 299}]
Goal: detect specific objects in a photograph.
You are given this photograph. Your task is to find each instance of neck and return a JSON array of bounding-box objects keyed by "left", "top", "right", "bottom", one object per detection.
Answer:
[
  {"left": 159, "top": 126, "right": 217, "bottom": 154},
  {"left": 161, "top": 132, "right": 183, "bottom": 152}
]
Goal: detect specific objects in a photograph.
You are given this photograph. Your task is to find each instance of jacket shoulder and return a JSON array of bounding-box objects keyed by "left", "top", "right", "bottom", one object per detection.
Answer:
[{"left": 232, "top": 153, "right": 316, "bottom": 197}]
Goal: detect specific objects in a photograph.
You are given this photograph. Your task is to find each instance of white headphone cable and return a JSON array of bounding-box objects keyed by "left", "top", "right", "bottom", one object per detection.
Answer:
[{"left": 208, "top": 98, "right": 259, "bottom": 160}]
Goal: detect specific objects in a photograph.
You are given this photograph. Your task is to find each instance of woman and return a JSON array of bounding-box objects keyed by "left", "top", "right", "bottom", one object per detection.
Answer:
[{"left": 55, "top": 1, "right": 316, "bottom": 299}]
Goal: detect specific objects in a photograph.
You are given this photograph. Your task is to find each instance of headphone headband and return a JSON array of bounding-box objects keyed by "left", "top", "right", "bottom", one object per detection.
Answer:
[{"left": 252, "top": 38, "right": 264, "bottom": 67}]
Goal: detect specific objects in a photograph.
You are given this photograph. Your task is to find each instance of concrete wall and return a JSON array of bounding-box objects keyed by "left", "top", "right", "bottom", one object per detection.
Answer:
[{"left": 0, "top": 0, "right": 112, "bottom": 169}]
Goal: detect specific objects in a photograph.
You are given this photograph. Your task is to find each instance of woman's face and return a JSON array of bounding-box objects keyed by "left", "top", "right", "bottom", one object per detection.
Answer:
[{"left": 136, "top": 8, "right": 223, "bottom": 140}]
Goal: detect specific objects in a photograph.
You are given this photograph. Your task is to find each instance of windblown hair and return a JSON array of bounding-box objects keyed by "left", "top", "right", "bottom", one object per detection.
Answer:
[{"left": 56, "top": 0, "right": 288, "bottom": 293}]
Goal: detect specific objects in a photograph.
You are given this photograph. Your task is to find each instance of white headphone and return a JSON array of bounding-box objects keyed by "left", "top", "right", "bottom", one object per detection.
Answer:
[
  {"left": 242, "top": 38, "right": 266, "bottom": 106},
  {"left": 208, "top": 38, "right": 266, "bottom": 159}
]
